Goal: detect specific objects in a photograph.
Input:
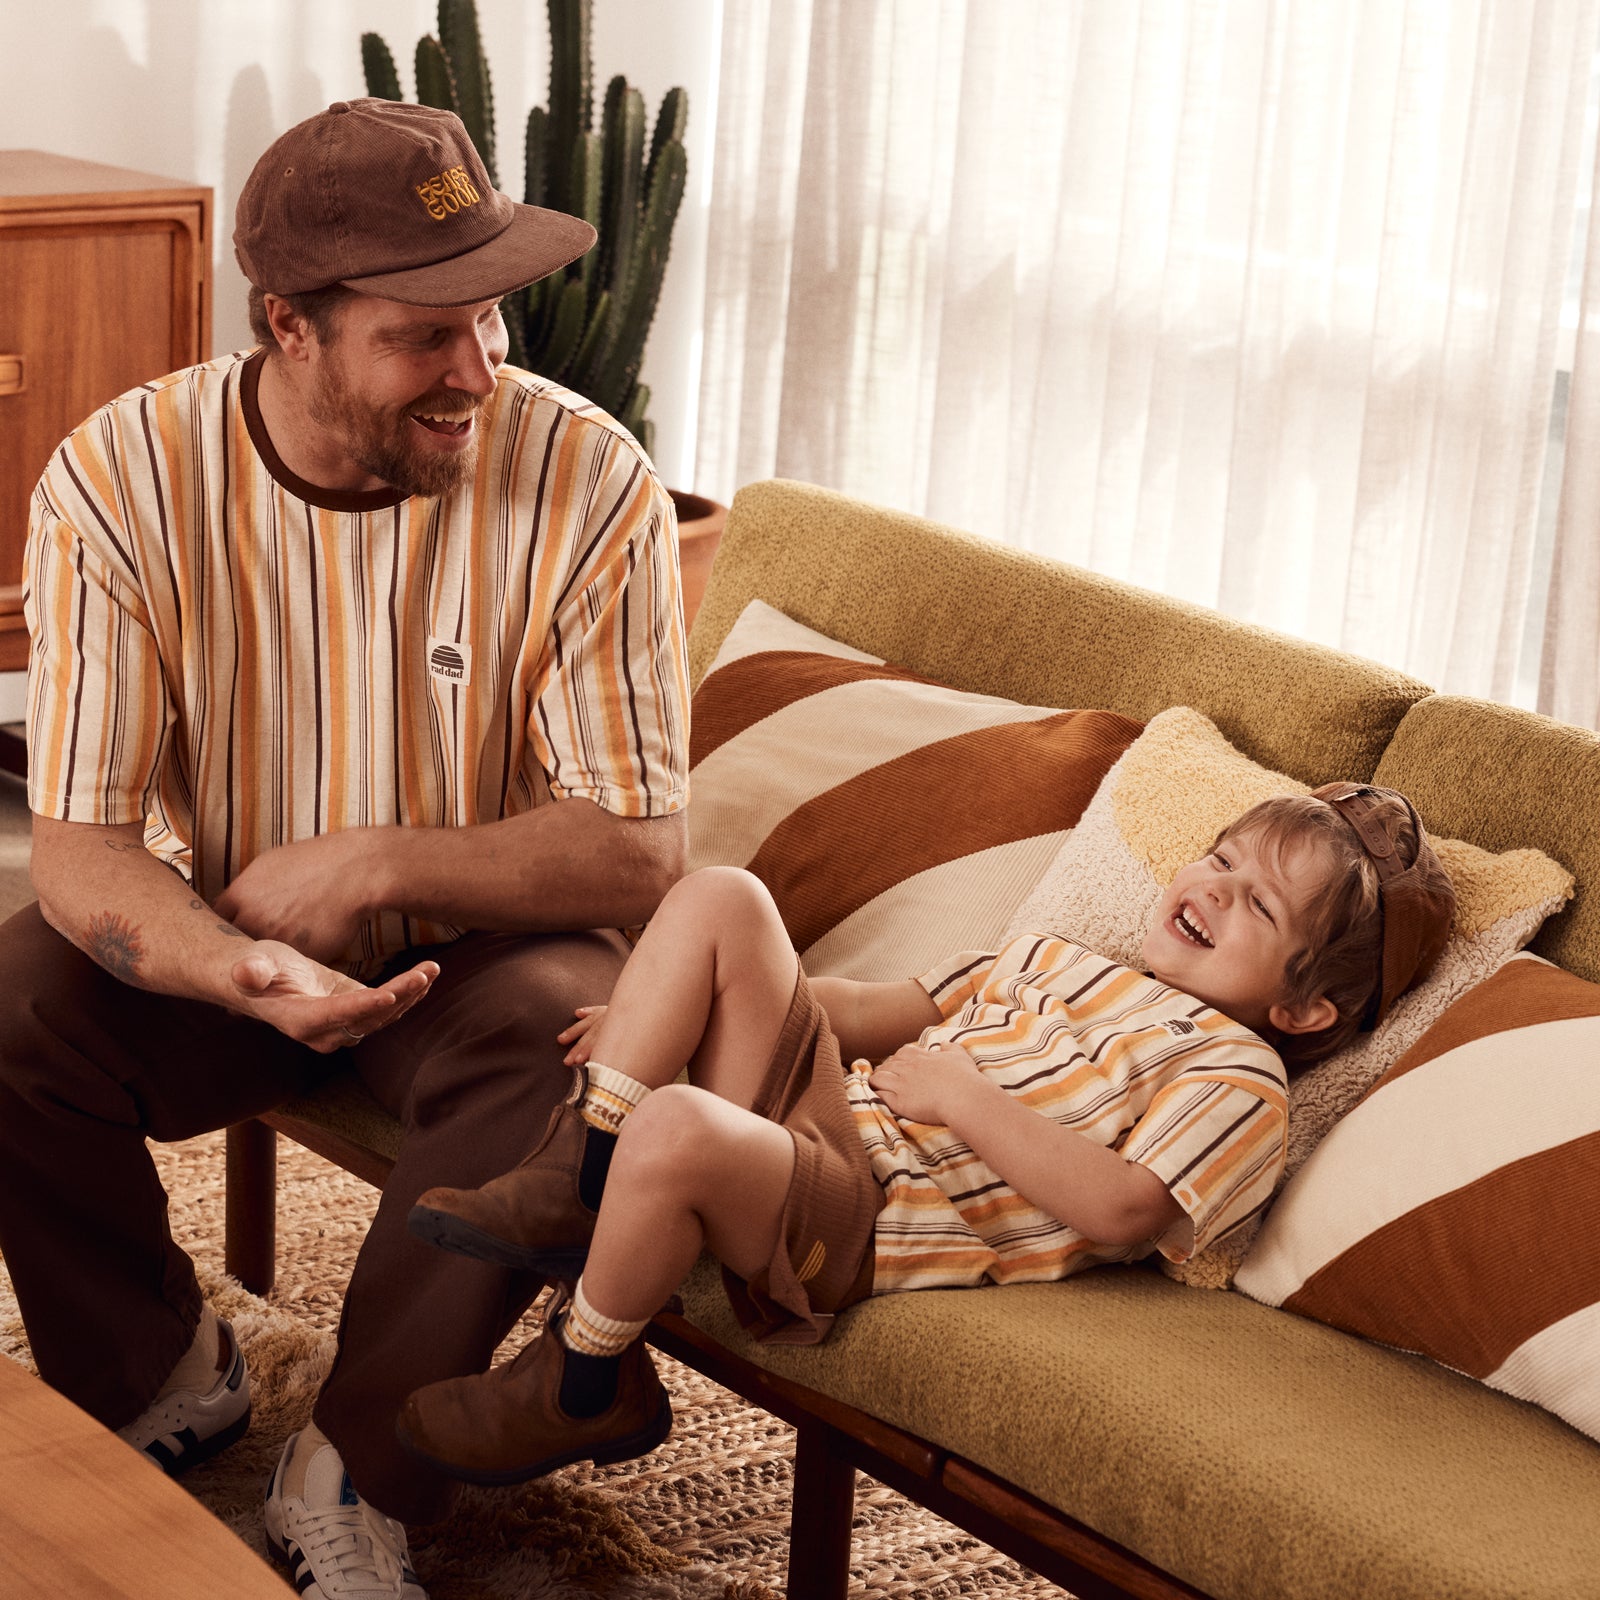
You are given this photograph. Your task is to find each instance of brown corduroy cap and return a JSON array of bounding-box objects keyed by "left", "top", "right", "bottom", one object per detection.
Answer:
[
  {"left": 234, "top": 98, "right": 596, "bottom": 307},
  {"left": 1312, "top": 782, "right": 1456, "bottom": 1028}
]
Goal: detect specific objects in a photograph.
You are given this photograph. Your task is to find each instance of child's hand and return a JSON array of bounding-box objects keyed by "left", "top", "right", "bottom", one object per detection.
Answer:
[
  {"left": 557, "top": 1005, "right": 607, "bottom": 1065},
  {"left": 869, "top": 1041, "right": 982, "bottom": 1127}
]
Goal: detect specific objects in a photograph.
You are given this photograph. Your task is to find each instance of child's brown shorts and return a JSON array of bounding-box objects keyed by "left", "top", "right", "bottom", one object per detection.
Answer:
[{"left": 720, "top": 965, "right": 882, "bottom": 1346}]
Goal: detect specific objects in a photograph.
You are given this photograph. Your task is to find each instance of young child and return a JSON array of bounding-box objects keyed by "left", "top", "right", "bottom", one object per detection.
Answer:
[{"left": 394, "top": 782, "right": 1454, "bottom": 1484}]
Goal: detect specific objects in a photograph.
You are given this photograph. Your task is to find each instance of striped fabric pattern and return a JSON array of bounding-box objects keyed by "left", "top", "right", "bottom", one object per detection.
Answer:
[
  {"left": 687, "top": 601, "right": 1142, "bottom": 980},
  {"left": 24, "top": 350, "right": 689, "bottom": 974},
  {"left": 1005, "top": 704, "right": 1575, "bottom": 1288},
  {"left": 1235, "top": 953, "right": 1600, "bottom": 1442},
  {"left": 846, "top": 935, "right": 1288, "bottom": 1294}
]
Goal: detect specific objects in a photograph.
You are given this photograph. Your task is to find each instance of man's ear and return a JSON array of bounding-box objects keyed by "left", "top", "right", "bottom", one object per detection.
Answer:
[
  {"left": 1268, "top": 993, "right": 1338, "bottom": 1036},
  {"left": 262, "top": 294, "right": 314, "bottom": 362}
]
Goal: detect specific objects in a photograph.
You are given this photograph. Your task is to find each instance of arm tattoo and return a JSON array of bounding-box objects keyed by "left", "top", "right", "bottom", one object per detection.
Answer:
[
  {"left": 189, "top": 897, "right": 248, "bottom": 939},
  {"left": 85, "top": 911, "right": 146, "bottom": 985}
]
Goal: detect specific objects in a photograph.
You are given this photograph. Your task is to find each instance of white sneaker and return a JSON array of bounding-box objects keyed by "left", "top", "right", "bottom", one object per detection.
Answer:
[
  {"left": 117, "top": 1315, "right": 251, "bottom": 1474},
  {"left": 264, "top": 1429, "right": 426, "bottom": 1600}
]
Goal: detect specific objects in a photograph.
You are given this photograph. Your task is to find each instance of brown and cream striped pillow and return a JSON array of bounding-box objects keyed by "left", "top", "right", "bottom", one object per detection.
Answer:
[
  {"left": 1234, "top": 952, "right": 1600, "bottom": 1442},
  {"left": 686, "top": 600, "right": 1142, "bottom": 980}
]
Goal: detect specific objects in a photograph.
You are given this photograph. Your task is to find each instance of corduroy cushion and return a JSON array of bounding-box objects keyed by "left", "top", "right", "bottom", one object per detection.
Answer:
[
  {"left": 1235, "top": 952, "right": 1600, "bottom": 1443},
  {"left": 674, "top": 1255, "right": 1600, "bottom": 1600},
  {"left": 686, "top": 600, "right": 1142, "bottom": 979},
  {"left": 1005, "top": 705, "right": 1575, "bottom": 1284}
]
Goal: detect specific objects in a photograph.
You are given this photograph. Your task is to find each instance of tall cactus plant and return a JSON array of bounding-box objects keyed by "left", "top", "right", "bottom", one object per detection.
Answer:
[{"left": 361, "top": 0, "right": 687, "bottom": 459}]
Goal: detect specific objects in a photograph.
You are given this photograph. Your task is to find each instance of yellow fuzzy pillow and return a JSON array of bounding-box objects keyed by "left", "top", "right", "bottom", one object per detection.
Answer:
[{"left": 1005, "top": 706, "right": 1576, "bottom": 1287}]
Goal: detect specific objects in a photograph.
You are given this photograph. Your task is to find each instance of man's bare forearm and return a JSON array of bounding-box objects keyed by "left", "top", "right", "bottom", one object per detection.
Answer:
[
  {"left": 30, "top": 814, "right": 441, "bottom": 1049},
  {"left": 31, "top": 816, "right": 254, "bottom": 1002},
  {"left": 360, "top": 802, "right": 687, "bottom": 933}
]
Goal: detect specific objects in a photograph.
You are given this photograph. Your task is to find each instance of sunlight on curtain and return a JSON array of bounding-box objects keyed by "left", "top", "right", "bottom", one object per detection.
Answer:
[
  {"left": 696, "top": 0, "right": 1600, "bottom": 726},
  {"left": 1544, "top": 101, "right": 1600, "bottom": 726}
]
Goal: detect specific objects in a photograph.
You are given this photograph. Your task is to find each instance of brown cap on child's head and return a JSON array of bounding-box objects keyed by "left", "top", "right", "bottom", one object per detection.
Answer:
[
  {"left": 233, "top": 98, "right": 596, "bottom": 306},
  {"left": 1311, "top": 783, "right": 1455, "bottom": 1028}
]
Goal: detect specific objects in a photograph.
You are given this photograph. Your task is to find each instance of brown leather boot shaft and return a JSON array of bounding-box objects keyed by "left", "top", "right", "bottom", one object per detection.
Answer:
[
  {"left": 395, "top": 1317, "right": 672, "bottom": 1484},
  {"left": 406, "top": 1066, "right": 599, "bottom": 1273}
]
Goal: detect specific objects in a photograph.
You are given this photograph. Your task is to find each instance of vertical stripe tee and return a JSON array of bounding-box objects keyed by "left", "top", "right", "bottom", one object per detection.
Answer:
[{"left": 23, "top": 349, "right": 690, "bottom": 974}]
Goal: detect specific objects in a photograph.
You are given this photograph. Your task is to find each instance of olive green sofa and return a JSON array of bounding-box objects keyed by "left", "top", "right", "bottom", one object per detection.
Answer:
[{"left": 227, "top": 478, "right": 1600, "bottom": 1600}]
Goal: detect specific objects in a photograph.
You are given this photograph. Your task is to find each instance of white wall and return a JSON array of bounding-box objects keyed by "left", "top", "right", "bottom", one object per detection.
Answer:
[{"left": 0, "top": 0, "right": 720, "bottom": 488}]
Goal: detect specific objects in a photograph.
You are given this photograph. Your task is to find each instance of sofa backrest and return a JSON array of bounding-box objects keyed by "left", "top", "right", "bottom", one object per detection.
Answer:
[
  {"left": 691, "top": 479, "right": 1598, "bottom": 983},
  {"left": 692, "top": 479, "right": 1430, "bottom": 786},
  {"left": 1377, "top": 697, "right": 1600, "bottom": 982}
]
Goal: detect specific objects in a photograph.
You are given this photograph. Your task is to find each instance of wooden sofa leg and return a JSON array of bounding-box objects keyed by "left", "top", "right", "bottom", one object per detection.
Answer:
[
  {"left": 224, "top": 1120, "right": 277, "bottom": 1295},
  {"left": 788, "top": 1416, "right": 856, "bottom": 1600}
]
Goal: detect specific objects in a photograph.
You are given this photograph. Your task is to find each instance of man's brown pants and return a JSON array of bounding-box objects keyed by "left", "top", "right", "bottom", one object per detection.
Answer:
[{"left": 0, "top": 904, "right": 629, "bottom": 1524}]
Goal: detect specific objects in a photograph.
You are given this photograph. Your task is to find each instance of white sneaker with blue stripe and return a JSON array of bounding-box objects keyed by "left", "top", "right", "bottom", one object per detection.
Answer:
[
  {"left": 264, "top": 1428, "right": 425, "bottom": 1600},
  {"left": 116, "top": 1315, "right": 251, "bottom": 1474}
]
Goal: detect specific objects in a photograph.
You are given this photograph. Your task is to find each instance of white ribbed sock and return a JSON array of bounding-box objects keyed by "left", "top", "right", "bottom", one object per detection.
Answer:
[
  {"left": 559, "top": 1277, "right": 648, "bottom": 1358},
  {"left": 578, "top": 1062, "right": 653, "bottom": 1135}
]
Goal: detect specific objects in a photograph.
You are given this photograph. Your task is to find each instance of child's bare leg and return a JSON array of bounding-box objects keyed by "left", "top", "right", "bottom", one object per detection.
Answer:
[
  {"left": 579, "top": 1085, "right": 796, "bottom": 1318},
  {"left": 579, "top": 866, "right": 801, "bottom": 1109},
  {"left": 406, "top": 867, "right": 801, "bottom": 1273},
  {"left": 395, "top": 1090, "right": 796, "bottom": 1483}
]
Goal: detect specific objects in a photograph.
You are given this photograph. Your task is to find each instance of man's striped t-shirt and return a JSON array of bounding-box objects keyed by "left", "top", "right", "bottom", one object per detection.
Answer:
[
  {"left": 24, "top": 348, "right": 690, "bottom": 974},
  {"left": 846, "top": 935, "right": 1289, "bottom": 1293}
]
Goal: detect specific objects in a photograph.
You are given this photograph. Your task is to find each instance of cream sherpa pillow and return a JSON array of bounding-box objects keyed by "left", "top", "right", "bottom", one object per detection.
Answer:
[{"left": 1005, "top": 706, "right": 1576, "bottom": 1287}]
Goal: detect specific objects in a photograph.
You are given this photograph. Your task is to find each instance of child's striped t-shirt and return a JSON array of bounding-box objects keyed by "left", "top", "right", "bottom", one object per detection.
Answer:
[{"left": 845, "top": 934, "right": 1288, "bottom": 1294}]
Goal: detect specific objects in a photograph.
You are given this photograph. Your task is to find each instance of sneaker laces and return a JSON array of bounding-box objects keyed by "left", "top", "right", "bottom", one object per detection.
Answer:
[{"left": 291, "top": 1502, "right": 408, "bottom": 1597}]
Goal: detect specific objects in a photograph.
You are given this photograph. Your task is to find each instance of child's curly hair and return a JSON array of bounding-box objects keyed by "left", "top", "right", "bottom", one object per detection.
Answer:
[{"left": 1212, "top": 785, "right": 1456, "bottom": 1067}]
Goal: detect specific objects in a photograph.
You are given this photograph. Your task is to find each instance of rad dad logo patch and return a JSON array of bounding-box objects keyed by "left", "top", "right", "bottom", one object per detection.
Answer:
[{"left": 428, "top": 636, "right": 473, "bottom": 687}]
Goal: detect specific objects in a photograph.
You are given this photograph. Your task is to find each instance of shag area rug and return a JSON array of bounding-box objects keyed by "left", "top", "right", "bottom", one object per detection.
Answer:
[{"left": 0, "top": 1130, "right": 1063, "bottom": 1599}]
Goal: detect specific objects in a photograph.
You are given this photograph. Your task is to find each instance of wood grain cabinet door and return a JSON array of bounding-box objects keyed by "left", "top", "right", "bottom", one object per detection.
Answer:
[{"left": 0, "top": 157, "right": 211, "bottom": 675}]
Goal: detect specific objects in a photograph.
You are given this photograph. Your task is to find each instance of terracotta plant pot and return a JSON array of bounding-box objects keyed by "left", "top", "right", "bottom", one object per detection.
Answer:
[{"left": 668, "top": 489, "right": 728, "bottom": 633}]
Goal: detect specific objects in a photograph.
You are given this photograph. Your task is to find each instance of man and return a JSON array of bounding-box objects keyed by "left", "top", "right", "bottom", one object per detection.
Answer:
[{"left": 0, "top": 99, "right": 688, "bottom": 1599}]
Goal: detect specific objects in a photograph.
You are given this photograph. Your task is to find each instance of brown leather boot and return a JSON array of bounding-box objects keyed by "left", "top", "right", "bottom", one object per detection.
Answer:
[
  {"left": 394, "top": 1310, "right": 673, "bottom": 1485},
  {"left": 407, "top": 1065, "right": 600, "bottom": 1275}
]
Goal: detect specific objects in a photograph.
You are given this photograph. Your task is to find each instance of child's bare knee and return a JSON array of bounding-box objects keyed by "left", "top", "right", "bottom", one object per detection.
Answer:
[
  {"left": 663, "top": 866, "right": 782, "bottom": 942},
  {"left": 615, "top": 1083, "right": 705, "bottom": 1162},
  {"left": 614, "top": 1085, "right": 734, "bottom": 1187}
]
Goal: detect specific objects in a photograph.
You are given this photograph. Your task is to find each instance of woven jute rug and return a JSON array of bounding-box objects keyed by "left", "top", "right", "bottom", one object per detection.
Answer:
[{"left": 0, "top": 1129, "right": 1063, "bottom": 1598}]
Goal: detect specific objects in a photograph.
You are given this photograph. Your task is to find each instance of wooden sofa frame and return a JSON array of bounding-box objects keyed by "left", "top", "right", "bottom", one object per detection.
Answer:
[{"left": 224, "top": 1115, "right": 1207, "bottom": 1600}]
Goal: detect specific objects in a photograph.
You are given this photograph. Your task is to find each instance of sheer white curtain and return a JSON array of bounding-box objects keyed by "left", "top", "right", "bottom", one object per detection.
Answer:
[{"left": 695, "top": 0, "right": 1600, "bottom": 726}]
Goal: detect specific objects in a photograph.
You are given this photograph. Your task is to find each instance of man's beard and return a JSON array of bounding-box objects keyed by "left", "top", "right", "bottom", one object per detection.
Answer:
[{"left": 308, "top": 353, "right": 485, "bottom": 500}]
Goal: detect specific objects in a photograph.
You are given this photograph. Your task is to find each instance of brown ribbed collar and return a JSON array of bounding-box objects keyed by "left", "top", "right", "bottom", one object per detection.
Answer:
[{"left": 240, "top": 347, "right": 409, "bottom": 513}]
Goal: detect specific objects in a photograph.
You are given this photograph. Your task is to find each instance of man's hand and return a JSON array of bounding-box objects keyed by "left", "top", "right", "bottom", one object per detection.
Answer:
[
  {"left": 869, "top": 1040, "right": 985, "bottom": 1127},
  {"left": 228, "top": 940, "right": 439, "bottom": 1053},
  {"left": 215, "top": 833, "right": 386, "bottom": 964}
]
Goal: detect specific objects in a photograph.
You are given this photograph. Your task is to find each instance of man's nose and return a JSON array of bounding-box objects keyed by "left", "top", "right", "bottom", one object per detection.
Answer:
[{"left": 446, "top": 328, "right": 501, "bottom": 396}]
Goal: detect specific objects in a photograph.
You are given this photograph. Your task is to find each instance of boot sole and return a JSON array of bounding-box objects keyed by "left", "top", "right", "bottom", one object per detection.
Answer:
[
  {"left": 407, "top": 1202, "right": 590, "bottom": 1278},
  {"left": 397, "top": 1394, "right": 674, "bottom": 1487}
]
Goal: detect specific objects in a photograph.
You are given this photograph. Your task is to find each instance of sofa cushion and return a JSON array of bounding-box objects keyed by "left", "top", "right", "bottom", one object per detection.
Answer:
[
  {"left": 1004, "top": 705, "right": 1574, "bottom": 1284},
  {"left": 674, "top": 1255, "right": 1600, "bottom": 1600},
  {"left": 1234, "top": 951, "right": 1600, "bottom": 1443},
  {"left": 686, "top": 599, "right": 1142, "bottom": 979}
]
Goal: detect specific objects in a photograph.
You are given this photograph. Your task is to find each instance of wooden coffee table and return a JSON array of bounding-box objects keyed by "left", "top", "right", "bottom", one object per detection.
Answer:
[{"left": 0, "top": 1353, "right": 289, "bottom": 1596}]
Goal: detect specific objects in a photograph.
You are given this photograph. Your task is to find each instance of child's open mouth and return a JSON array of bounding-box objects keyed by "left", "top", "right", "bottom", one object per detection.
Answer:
[{"left": 1173, "top": 905, "right": 1213, "bottom": 947}]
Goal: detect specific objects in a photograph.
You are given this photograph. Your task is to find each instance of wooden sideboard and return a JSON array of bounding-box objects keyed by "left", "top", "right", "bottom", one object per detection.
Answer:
[{"left": 0, "top": 150, "right": 213, "bottom": 698}]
